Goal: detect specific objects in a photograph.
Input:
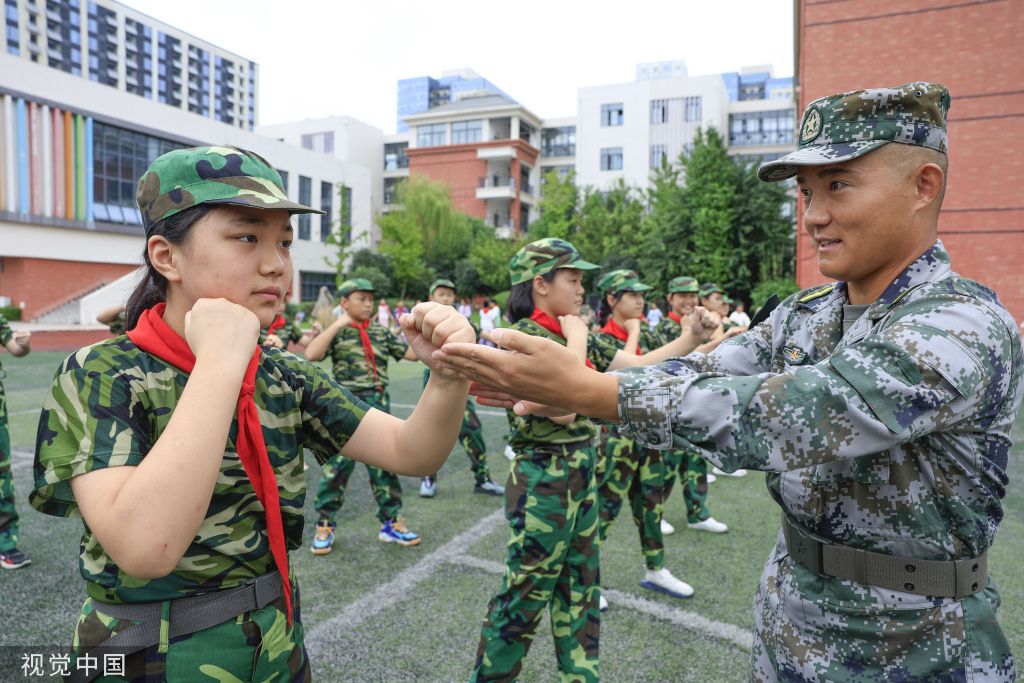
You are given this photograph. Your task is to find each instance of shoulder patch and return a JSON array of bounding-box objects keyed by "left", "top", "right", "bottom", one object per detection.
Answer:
[{"left": 798, "top": 284, "right": 836, "bottom": 304}]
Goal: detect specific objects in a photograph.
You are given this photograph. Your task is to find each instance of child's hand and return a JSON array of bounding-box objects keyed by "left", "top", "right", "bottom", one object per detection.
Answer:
[
  {"left": 401, "top": 303, "right": 475, "bottom": 377},
  {"left": 11, "top": 329, "right": 31, "bottom": 348},
  {"left": 264, "top": 333, "right": 285, "bottom": 349},
  {"left": 185, "top": 298, "right": 260, "bottom": 371},
  {"left": 559, "top": 314, "right": 589, "bottom": 340},
  {"left": 622, "top": 317, "right": 642, "bottom": 335}
]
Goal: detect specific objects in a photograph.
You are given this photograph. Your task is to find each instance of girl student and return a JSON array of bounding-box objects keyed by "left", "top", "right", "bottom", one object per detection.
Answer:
[
  {"left": 592, "top": 269, "right": 697, "bottom": 608},
  {"left": 471, "top": 239, "right": 711, "bottom": 683},
  {"left": 259, "top": 298, "right": 319, "bottom": 352},
  {"left": 30, "top": 146, "right": 473, "bottom": 682}
]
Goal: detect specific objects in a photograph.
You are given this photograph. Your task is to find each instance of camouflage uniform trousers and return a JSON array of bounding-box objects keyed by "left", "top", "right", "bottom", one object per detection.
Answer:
[
  {"left": 314, "top": 389, "right": 402, "bottom": 525},
  {"left": 0, "top": 381, "right": 19, "bottom": 553},
  {"left": 454, "top": 400, "right": 492, "bottom": 485},
  {"left": 69, "top": 582, "right": 309, "bottom": 681},
  {"left": 748, "top": 531, "right": 1014, "bottom": 682},
  {"left": 596, "top": 428, "right": 666, "bottom": 571},
  {"left": 473, "top": 442, "right": 600, "bottom": 682},
  {"left": 661, "top": 448, "right": 711, "bottom": 524}
]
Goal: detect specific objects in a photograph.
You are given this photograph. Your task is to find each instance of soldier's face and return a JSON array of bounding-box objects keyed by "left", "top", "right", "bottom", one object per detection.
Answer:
[
  {"left": 536, "top": 268, "right": 585, "bottom": 317},
  {"left": 166, "top": 206, "right": 292, "bottom": 328},
  {"left": 342, "top": 291, "right": 375, "bottom": 321},
  {"left": 669, "top": 292, "right": 697, "bottom": 315},
  {"left": 431, "top": 287, "right": 456, "bottom": 307},
  {"left": 797, "top": 147, "right": 926, "bottom": 287}
]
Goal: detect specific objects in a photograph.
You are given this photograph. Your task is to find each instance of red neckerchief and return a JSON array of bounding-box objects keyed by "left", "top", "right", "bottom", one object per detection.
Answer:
[
  {"left": 127, "top": 304, "right": 293, "bottom": 625},
  {"left": 668, "top": 311, "right": 683, "bottom": 325},
  {"left": 529, "top": 308, "right": 595, "bottom": 370},
  {"left": 600, "top": 318, "right": 642, "bottom": 355},
  {"left": 350, "top": 318, "right": 379, "bottom": 386},
  {"left": 268, "top": 314, "right": 286, "bottom": 334}
]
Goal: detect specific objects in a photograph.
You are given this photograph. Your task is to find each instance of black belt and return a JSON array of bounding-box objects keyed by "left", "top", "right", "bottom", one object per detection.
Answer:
[
  {"left": 782, "top": 515, "right": 986, "bottom": 600},
  {"left": 68, "top": 571, "right": 283, "bottom": 682}
]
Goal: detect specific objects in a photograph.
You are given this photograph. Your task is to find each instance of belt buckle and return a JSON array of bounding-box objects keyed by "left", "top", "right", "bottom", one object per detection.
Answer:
[
  {"left": 788, "top": 521, "right": 825, "bottom": 577},
  {"left": 252, "top": 574, "right": 280, "bottom": 610}
]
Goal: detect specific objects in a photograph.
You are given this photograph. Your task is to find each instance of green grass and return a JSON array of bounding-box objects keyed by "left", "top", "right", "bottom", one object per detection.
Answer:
[{"left": 0, "top": 351, "right": 1021, "bottom": 681}]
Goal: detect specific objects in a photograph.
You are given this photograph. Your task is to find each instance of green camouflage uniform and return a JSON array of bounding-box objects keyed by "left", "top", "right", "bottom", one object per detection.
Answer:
[
  {"left": 474, "top": 237, "right": 608, "bottom": 683},
  {"left": 314, "top": 319, "right": 409, "bottom": 524},
  {"left": 107, "top": 311, "right": 127, "bottom": 337},
  {"left": 0, "top": 314, "right": 19, "bottom": 552},
  {"left": 653, "top": 313, "right": 712, "bottom": 524},
  {"left": 258, "top": 320, "right": 304, "bottom": 348},
  {"left": 31, "top": 338, "right": 370, "bottom": 681},
  {"left": 616, "top": 84, "right": 1022, "bottom": 682}
]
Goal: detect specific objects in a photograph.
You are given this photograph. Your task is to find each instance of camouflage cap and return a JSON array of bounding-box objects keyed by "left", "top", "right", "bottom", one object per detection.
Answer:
[
  {"left": 758, "top": 82, "right": 950, "bottom": 182},
  {"left": 429, "top": 278, "right": 456, "bottom": 294},
  {"left": 722, "top": 294, "right": 734, "bottom": 305},
  {"left": 596, "top": 269, "right": 653, "bottom": 294},
  {"left": 667, "top": 276, "right": 699, "bottom": 294},
  {"left": 508, "top": 238, "right": 599, "bottom": 286},
  {"left": 136, "top": 145, "right": 323, "bottom": 231},
  {"left": 338, "top": 278, "right": 375, "bottom": 296},
  {"left": 698, "top": 282, "right": 724, "bottom": 299}
]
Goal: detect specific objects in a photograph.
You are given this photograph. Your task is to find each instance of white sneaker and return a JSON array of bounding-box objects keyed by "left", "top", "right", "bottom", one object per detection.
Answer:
[
  {"left": 504, "top": 445, "right": 517, "bottom": 461},
  {"left": 712, "top": 466, "right": 748, "bottom": 477},
  {"left": 660, "top": 518, "right": 675, "bottom": 536},
  {"left": 640, "top": 568, "right": 694, "bottom": 599},
  {"left": 687, "top": 517, "right": 729, "bottom": 533},
  {"left": 706, "top": 473, "right": 717, "bottom": 484},
  {"left": 599, "top": 594, "right": 608, "bottom": 611}
]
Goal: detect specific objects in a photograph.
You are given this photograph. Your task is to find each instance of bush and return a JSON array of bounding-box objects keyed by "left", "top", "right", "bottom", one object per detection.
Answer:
[
  {"left": 750, "top": 278, "right": 800, "bottom": 309},
  {"left": 0, "top": 305, "right": 22, "bottom": 321}
]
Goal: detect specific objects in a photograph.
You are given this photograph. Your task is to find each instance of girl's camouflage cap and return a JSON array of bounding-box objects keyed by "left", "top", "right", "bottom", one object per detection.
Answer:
[
  {"left": 758, "top": 82, "right": 950, "bottom": 182},
  {"left": 508, "top": 238, "right": 599, "bottom": 285},
  {"left": 667, "top": 276, "right": 699, "bottom": 293},
  {"left": 596, "top": 269, "right": 653, "bottom": 294},
  {"left": 136, "top": 145, "right": 323, "bottom": 231}
]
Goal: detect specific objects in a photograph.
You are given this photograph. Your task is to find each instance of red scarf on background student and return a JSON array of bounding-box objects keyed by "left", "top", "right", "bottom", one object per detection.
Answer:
[
  {"left": 600, "top": 317, "right": 642, "bottom": 355},
  {"left": 668, "top": 311, "right": 683, "bottom": 325},
  {"left": 350, "top": 318, "right": 380, "bottom": 388},
  {"left": 529, "top": 308, "right": 595, "bottom": 370},
  {"left": 268, "top": 314, "right": 286, "bottom": 334},
  {"left": 128, "top": 303, "right": 293, "bottom": 625}
]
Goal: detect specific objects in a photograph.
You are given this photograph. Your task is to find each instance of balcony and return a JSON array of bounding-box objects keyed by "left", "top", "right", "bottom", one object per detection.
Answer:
[
  {"left": 493, "top": 221, "right": 515, "bottom": 239},
  {"left": 476, "top": 176, "right": 516, "bottom": 201},
  {"left": 477, "top": 146, "right": 516, "bottom": 160}
]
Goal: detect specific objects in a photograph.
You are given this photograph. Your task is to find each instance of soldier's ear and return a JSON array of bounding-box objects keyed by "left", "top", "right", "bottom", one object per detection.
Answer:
[
  {"left": 914, "top": 162, "right": 945, "bottom": 213},
  {"left": 148, "top": 235, "right": 182, "bottom": 284}
]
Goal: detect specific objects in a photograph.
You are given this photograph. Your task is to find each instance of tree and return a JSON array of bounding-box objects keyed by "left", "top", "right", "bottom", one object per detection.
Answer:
[
  {"left": 680, "top": 128, "right": 737, "bottom": 289},
  {"left": 468, "top": 234, "right": 525, "bottom": 294},
  {"left": 528, "top": 170, "right": 579, "bottom": 241}
]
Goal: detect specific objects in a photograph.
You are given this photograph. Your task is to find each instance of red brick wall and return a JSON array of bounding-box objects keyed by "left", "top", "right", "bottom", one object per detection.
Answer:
[
  {"left": 796, "top": 0, "right": 1024, "bottom": 322},
  {"left": 0, "top": 257, "right": 136, "bottom": 320}
]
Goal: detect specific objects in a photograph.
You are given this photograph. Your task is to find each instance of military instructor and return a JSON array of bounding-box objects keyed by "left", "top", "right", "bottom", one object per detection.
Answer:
[{"left": 435, "top": 83, "right": 1023, "bottom": 681}]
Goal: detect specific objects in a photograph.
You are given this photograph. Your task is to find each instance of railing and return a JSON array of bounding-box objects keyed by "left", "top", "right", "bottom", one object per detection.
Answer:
[{"left": 478, "top": 176, "right": 515, "bottom": 189}]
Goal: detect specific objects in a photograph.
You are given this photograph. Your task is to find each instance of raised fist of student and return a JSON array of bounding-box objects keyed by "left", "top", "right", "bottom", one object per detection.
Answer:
[
  {"left": 401, "top": 303, "right": 475, "bottom": 376},
  {"left": 11, "top": 329, "right": 31, "bottom": 348},
  {"left": 622, "top": 317, "right": 642, "bottom": 335},
  {"left": 265, "top": 333, "right": 285, "bottom": 349},
  {"left": 184, "top": 298, "right": 260, "bottom": 370}
]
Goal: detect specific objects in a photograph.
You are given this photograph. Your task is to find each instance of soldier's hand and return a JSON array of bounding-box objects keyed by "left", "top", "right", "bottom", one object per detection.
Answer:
[
  {"left": 622, "top": 317, "right": 642, "bottom": 335},
  {"left": 559, "top": 314, "right": 589, "bottom": 340},
  {"left": 184, "top": 298, "right": 259, "bottom": 370}
]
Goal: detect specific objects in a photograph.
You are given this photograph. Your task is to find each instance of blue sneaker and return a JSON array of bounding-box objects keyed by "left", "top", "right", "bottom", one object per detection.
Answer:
[
  {"left": 0, "top": 548, "right": 31, "bottom": 570},
  {"left": 419, "top": 476, "right": 437, "bottom": 498},
  {"left": 310, "top": 521, "right": 335, "bottom": 555},
  {"left": 379, "top": 518, "right": 421, "bottom": 546}
]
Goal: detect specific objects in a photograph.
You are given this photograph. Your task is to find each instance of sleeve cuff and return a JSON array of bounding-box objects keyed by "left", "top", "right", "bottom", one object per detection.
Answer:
[{"left": 616, "top": 370, "right": 675, "bottom": 449}]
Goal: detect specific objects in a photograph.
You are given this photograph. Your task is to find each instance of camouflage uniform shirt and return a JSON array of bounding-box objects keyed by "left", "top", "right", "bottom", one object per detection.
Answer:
[
  {"left": 258, "top": 320, "right": 303, "bottom": 348},
  {"left": 31, "top": 338, "right": 370, "bottom": 604},
  {"left": 325, "top": 321, "right": 408, "bottom": 393},
  {"left": 507, "top": 318, "right": 618, "bottom": 448},
  {"left": 0, "top": 314, "right": 11, "bottom": 396},
  {"left": 615, "top": 242, "right": 1023, "bottom": 679}
]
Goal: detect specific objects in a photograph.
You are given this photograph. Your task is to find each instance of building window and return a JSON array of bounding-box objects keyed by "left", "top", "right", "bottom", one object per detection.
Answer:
[
  {"left": 600, "top": 103, "right": 624, "bottom": 127},
  {"left": 650, "top": 99, "right": 668, "bottom": 124},
  {"left": 6, "top": 0, "right": 19, "bottom": 55},
  {"left": 728, "top": 110, "right": 795, "bottom": 147},
  {"left": 451, "top": 119, "right": 482, "bottom": 145},
  {"left": 276, "top": 169, "right": 289, "bottom": 197},
  {"left": 649, "top": 144, "right": 668, "bottom": 169},
  {"left": 684, "top": 96, "right": 702, "bottom": 122},
  {"left": 124, "top": 18, "right": 152, "bottom": 98},
  {"left": 320, "top": 181, "right": 333, "bottom": 242},
  {"left": 300, "top": 271, "right": 336, "bottom": 302},
  {"left": 48, "top": 0, "right": 83, "bottom": 76},
  {"left": 383, "top": 177, "right": 402, "bottom": 204},
  {"left": 417, "top": 123, "right": 446, "bottom": 147},
  {"left": 92, "top": 121, "right": 183, "bottom": 225},
  {"left": 157, "top": 32, "right": 182, "bottom": 107},
  {"left": 298, "top": 175, "right": 312, "bottom": 240},
  {"left": 739, "top": 82, "right": 766, "bottom": 102},
  {"left": 301, "top": 131, "right": 334, "bottom": 154},
  {"left": 541, "top": 126, "right": 575, "bottom": 157},
  {"left": 383, "top": 142, "right": 409, "bottom": 170},
  {"left": 600, "top": 147, "right": 623, "bottom": 171},
  {"left": 519, "top": 121, "right": 535, "bottom": 144}
]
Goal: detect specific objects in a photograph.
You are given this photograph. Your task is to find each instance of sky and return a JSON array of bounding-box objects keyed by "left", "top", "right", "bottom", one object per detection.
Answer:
[{"left": 123, "top": 0, "right": 795, "bottom": 134}]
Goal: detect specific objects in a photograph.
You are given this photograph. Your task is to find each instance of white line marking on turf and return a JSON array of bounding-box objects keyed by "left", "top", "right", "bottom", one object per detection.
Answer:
[
  {"left": 304, "top": 508, "right": 506, "bottom": 650},
  {"left": 11, "top": 449, "right": 33, "bottom": 474},
  {"left": 446, "top": 553, "right": 754, "bottom": 652}
]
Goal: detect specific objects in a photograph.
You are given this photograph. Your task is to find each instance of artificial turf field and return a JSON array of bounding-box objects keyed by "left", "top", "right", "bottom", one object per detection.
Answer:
[{"left": 1, "top": 352, "right": 1021, "bottom": 682}]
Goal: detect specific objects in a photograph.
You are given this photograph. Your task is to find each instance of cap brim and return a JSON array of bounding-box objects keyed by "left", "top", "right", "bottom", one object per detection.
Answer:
[
  {"left": 625, "top": 283, "right": 653, "bottom": 292},
  {"left": 559, "top": 259, "right": 600, "bottom": 272},
  {"left": 204, "top": 194, "right": 325, "bottom": 215},
  {"left": 757, "top": 140, "right": 889, "bottom": 182}
]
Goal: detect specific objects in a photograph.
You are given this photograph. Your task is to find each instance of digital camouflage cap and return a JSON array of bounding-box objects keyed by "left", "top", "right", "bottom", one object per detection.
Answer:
[
  {"left": 429, "top": 278, "right": 456, "bottom": 294},
  {"left": 698, "top": 282, "right": 724, "bottom": 299},
  {"left": 136, "top": 145, "right": 322, "bottom": 231},
  {"left": 508, "top": 238, "right": 599, "bottom": 286},
  {"left": 338, "top": 278, "right": 375, "bottom": 297},
  {"left": 596, "top": 269, "right": 653, "bottom": 294},
  {"left": 758, "top": 82, "right": 950, "bottom": 182},
  {"left": 667, "top": 276, "right": 699, "bottom": 294}
]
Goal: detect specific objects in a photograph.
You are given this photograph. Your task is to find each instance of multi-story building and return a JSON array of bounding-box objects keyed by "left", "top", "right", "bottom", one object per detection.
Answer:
[
  {"left": 403, "top": 92, "right": 542, "bottom": 238},
  {"left": 0, "top": 18, "right": 373, "bottom": 333},
  {"left": 538, "top": 116, "right": 576, "bottom": 187},
  {"left": 395, "top": 68, "right": 512, "bottom": 133},
  {"left": 1, "top": 0, "right": 257, "bottom": 130},
  {"left": 794, "top": 0, "right": 1023, "bottom": 322}
]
